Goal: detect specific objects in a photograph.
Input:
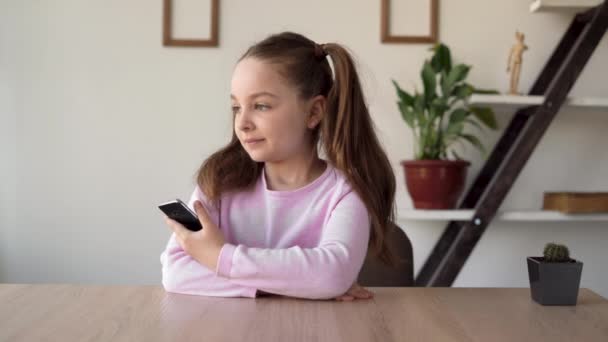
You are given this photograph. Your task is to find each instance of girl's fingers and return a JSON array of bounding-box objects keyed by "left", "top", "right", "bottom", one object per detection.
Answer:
[
  {"left": 350, "top": 288, "right": 374, "bottom": 299},
  {"left": 352, "top": 292, "right": 371, "bottom": 299},
  {"left": 335, "top": 283, "right": 374, "bottom": 301},
  {"left": 335, "top": 292, "right": 373, "bottom": 301},
  {"left": 358, "top": 288, "right": 373, "bottom": 295}
]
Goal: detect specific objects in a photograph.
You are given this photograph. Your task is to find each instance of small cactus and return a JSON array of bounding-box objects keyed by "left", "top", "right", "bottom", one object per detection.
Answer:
[{"left": 543, "top": 243, "right": 571, "bottom": 262}]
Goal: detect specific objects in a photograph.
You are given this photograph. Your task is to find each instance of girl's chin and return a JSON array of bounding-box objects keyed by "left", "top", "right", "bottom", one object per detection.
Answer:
[{"left": 245, "top": 151, "right": 269, "bottom": 162}]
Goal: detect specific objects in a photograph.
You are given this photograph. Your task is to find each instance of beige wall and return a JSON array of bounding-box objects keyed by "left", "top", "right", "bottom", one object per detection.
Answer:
[{"left": 1, "top": 0, "right": 607, "bottom": 296}]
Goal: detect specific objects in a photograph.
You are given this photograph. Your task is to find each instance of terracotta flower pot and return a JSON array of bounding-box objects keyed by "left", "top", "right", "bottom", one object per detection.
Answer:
[{"left": 401, "top": 160, "right": 470, "bottom": 209}]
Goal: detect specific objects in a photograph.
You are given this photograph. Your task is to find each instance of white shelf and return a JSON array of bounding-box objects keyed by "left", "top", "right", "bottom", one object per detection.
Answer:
[
  {"left": 398, "top": 209, "right": 608, "bottom": 222},
  {"left": 530, "top": 0, "right": 601, "bottom": 12},
  {"left": 469, "top": 94, "right": 608, "bottom": 111}
]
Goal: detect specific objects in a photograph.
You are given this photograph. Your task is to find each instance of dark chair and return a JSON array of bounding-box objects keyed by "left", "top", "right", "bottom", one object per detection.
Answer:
[{"left": 358, "top": 223, "right": 414, "bottom": 287}]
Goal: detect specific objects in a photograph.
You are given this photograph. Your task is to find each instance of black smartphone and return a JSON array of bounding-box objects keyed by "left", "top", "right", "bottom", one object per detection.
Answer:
[{"left": 158, "top": 198, "right": 203, "bottom": 231}]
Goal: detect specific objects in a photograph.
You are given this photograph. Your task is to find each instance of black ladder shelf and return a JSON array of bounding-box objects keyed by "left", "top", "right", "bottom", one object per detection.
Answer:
[{"left": 415, "top": 1, "right": 608, "bottom": 286}]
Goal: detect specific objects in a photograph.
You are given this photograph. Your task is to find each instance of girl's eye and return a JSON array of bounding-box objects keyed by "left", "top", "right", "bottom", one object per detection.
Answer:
[
  {"left": 231, "top": 106, "right": 240, "bottom": 114},
  {"left": 255, "top": 104, "right": 270, "bottom": 111}
]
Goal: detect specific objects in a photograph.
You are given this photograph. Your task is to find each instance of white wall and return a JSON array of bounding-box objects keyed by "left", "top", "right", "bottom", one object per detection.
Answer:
[{"left": 1, "top": 0, "right": 607, "bottom": 296}]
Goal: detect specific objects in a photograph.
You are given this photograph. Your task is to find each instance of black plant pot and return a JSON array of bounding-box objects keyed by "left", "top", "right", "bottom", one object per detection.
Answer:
[{"left": 527, "top": 256, "right": 583, "bottom": 306}]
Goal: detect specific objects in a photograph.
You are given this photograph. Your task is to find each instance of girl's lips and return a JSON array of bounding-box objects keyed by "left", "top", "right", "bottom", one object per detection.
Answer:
[{"left": 244, "top": 138, "right": 265, "bottom": 145}]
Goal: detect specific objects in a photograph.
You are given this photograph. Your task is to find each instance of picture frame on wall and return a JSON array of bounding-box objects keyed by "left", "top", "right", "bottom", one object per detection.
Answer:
[
  {"left": 381, "top": 0, "right": 439, "bottom": 44},
  {"left": 163, "top": 0, "right": 219, "bottom": 47}
]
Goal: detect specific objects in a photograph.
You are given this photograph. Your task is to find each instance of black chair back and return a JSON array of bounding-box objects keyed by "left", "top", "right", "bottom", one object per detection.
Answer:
[{"left": 358, "top": 223, "right": 414, "bottom": 287}]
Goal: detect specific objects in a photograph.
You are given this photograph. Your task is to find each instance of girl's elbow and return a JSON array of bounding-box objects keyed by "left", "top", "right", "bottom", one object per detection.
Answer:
[
  {"left": 329, "top": 275, "right": 353, "bottom": 298},
  {"left": 309, "top": 271, "right": 353, "bottom": 300},
  {"left": 161, "top": 265, "right": 185, "bottom": 293},
  {"left": 161, "top": 270, "right": 177, "bottom": 292}
]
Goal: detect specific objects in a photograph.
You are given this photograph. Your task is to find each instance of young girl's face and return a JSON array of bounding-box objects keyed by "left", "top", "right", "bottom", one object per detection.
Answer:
[{"left": 230, "top": 57, "right": 321, "bottom": 162}]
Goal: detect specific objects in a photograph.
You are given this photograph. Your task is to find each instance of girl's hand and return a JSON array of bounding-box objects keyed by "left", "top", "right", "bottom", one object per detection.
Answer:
[
  {"left": 164, "top": 200, "right": 226, "bottom": 271},
  {"left": 334, "top": 283, "right": 374, "bottom": 301}
]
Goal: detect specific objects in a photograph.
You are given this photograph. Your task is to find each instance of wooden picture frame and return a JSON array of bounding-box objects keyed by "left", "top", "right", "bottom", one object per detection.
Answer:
[
  {"left": 163, "top": 0, "right": 219, "bottom": 47},
  {"left": 381, "top": 0, "right": 439, "bottom": 44}
]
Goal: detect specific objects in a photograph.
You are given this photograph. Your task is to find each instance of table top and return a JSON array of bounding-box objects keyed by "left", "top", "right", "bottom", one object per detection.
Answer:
[{"left": 1, "top": 284, "right": 607, "bottom": 341}]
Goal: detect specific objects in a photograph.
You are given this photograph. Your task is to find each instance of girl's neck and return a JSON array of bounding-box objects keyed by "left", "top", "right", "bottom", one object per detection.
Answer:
[{"left": 264, "top": 151, "right": 327, "bottom": 191}]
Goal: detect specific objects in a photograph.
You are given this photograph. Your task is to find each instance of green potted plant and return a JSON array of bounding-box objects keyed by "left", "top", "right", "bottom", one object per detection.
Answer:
[
  {"left": 392, "top": 43, "right": 498, "bottom": 209},
  {"left": 527, "top": 243, "right": 583, "bottom": 306}
]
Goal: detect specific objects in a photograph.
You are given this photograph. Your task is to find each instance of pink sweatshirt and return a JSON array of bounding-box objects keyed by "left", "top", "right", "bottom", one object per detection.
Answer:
[{"left": 160, "top": 162, "right": 371, "bottom": 299}]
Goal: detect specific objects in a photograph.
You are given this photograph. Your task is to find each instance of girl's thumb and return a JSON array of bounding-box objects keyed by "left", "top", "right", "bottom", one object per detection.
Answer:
[{"left": 194, "top": 201, "right": 210, "bottom": 225}]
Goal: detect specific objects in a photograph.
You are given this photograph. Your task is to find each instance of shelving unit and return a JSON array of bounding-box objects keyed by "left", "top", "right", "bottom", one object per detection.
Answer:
[
  {"left": 469, "top": 94, "right": 608, "bottom": 111},
  {"left": 416, "top": 1, "right": 608, "bottom": 287},
  {"left": 398, "top": 209, "right": 608, "bottom": 222},
  {"left": 530, "top": 0, "right": 602, "bottom": 12}
]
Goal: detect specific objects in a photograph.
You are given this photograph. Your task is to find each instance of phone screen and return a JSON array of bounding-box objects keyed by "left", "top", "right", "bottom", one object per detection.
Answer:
[{"left": 158, "top": 199, "right": 203, "bottom": 231}]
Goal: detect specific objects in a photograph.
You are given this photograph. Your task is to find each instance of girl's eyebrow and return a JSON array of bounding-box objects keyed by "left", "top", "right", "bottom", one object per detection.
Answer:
[{"left": 230, "top": 92, "right": 278, "bottom": 100}]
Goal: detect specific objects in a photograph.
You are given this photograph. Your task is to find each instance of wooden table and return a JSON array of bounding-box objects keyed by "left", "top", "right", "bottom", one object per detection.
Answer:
[{"left": 1, "top": 285, "right": 607, "bottom": 341}]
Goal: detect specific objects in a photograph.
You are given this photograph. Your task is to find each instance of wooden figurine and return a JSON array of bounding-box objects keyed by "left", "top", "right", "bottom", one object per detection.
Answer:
[{"left": 507, "top": 31, "right": 529, "bottom": 95}]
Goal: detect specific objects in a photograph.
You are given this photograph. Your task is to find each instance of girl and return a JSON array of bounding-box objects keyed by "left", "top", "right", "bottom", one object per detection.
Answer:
[{"left": 161, "top": 32, "right": 396, "bottom": 301}]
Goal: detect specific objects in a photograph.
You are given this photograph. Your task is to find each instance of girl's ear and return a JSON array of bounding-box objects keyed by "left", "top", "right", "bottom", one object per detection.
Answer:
[{"left": 307, "top": 95, "right": 326, "bottom": 129}]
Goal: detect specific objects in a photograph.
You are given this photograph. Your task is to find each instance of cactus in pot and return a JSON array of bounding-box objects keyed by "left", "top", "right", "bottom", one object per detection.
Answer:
[
  {"left": 527, "top": 242, "right": 583, "bottom": 305},
  {"left": 543, "top": 243, "right": 571, "bottom": 262}
]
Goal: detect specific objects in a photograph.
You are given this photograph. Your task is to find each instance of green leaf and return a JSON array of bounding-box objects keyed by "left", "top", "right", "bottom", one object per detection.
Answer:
[
  {"left": 421, "top": 61, "right": 436, "bottom": 104},
  {"left": 446, "top": 109, "right": 467, "bottom": 137},
  {"left": 449, "top": 108, "right": 468, "bottom": 125},
  {"left": 452, "top": 84, "right": 474, "bottom": 100},
  {"left": 432, "top": 96, "right": 448, "bottom": 106},
  {"left": 443, "top": 64, "right": 471, "bottom": 96},
  {"left": 430, "top": 43, "right": 452, "bottom": 73},
  {"left": 439, "top": 71, "right": 447, "bottom": 97},
  {"left": 414, "top": 93, "right": 427, "bottom": 126},
  {"left": 460, "top": 133, "right": 486, "bottom": 154},
  {"left": 446, "top": 121, "right": 464, "bottom": 137},
  {"left": 449, "top": 64, "right": 470, "bottom": 83},
  {"left": 472, "top": 86, "right": 500, "bottom": 95},
  {"left": 469, "top": 106, "right": 498, "bottom": 129},
  {"left": 398, "top": 101, "right": 415, "bottom": 128},
  {"left": 430, "top": 44, "right": 441, "bottom": 72},
  {"left": 429, "top": 98, "right": 448, "bottom": 124},
  {"left": 391, "top": 79, "right": 414, "bottom": 107},
  {"left": 440, "top": 44, "right": 452, "bottom": 73},
  {"left": 429, "top": 103, "right": 439, "bottom": 122}
]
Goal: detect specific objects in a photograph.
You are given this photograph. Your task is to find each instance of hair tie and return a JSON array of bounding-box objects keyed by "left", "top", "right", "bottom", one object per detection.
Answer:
[{"left": 314, "top": 43, "right": 328, "bottom": 59}]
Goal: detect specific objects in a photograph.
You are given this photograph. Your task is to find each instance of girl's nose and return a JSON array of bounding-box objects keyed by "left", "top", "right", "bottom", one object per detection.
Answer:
[{"left": 236, "top": 110, "right": 254, "bottom": 132}]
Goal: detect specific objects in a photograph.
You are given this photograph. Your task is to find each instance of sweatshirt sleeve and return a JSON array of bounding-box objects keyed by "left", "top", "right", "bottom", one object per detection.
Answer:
[
  {"left": 160, "top": 186, "right": 258, "bottom": 298},
  {"left": 214, "top": 190, "right": 371, "bottom": 300}
]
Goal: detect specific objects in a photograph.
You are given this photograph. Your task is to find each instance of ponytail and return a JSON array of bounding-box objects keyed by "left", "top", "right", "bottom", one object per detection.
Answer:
[{"left": 321, "top": 43, "right": 398, "bottom": 266}]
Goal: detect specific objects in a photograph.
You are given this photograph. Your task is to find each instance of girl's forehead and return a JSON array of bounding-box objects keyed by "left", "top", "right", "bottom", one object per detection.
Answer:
[{"left": 231, "top": 58, "right": 290, "bottom": 100}]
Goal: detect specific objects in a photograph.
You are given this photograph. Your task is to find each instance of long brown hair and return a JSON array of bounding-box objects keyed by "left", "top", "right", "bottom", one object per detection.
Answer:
[{"left": 195, "top": 32, "right": 397, "bottom": 265}]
